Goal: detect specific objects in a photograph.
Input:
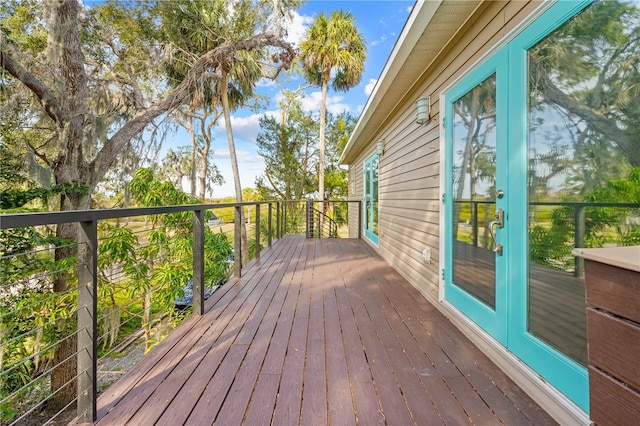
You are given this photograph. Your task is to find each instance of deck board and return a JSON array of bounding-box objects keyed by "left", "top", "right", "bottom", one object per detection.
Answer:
[{"left": 95, "top": 237, "right": 557, "bottom": 425}]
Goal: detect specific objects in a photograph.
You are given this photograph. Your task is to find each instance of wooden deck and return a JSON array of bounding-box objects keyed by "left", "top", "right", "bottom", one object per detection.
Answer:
[{"left": 95, "top": 237, "right": 556, "bottom": 425}]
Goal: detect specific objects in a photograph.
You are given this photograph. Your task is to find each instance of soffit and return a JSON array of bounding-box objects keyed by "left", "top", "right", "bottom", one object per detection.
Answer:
[{"left": 340, "top": 0, "right": 482, "bottom": 165}]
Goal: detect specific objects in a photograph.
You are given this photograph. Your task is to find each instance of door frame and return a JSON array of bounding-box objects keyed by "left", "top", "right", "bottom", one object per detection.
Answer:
[
  {"left": 363, "top": 153, "right": 379, "bottom": 245},
  {"left": 442, "top": 0, "right": 592, "bottom": 412},
  {"left": 505, "top": 0, "right": 591, "bottom": 412},
  {"left": 443, "top": 49, "right": 508, "bottom": 345}
]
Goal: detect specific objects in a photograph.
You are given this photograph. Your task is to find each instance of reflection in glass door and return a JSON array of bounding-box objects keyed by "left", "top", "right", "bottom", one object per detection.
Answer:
[
  {"left": 446, "top": 0, "right": 640, "bottom": 411},
  {"left": 452, "top": 74, "right": 497, "bottom": 310},
  {"left": 364, "top": 154, "right": 379, "bottom": 244},
  {"left": 524, "top": 0, "right": 640, "bottom": 369},
  {"left": 443, "top": 0, "right": 640, "bottom": 411},
  {"left": 445, "top": 53, "right": 507, "bottom": 345}
]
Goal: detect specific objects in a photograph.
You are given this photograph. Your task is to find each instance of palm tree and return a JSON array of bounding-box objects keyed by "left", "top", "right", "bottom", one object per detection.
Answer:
[
  {"left": 299, "top": 10, "right": 366, "bottom": 202},
  {"left": 161, "top": 0, "right": 292, "bottom": 264}
]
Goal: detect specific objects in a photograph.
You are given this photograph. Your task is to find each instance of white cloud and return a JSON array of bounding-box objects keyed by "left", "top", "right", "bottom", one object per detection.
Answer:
[
  {"left": 285, "top": 11, "right": 314, "bottom": 45},
  {"left": 371, "top": 34, "right": 387, "bottom": 47},
  {"left": 208, "top": 111, "right": 291, "bottom": 196},
  {"left": 214, "top": 114, "right": 262, "bottom": 141},
  {"left": 256, "top": 77, "right": 278, "bottom": 88},
  {"left": 213, "top": 148, "right": 262, "bottom": 164},
  {"left": 365, "top": 79, "right": 377, "bottom": 96},
  {"left": 210, "top": 148, "right": 266, "bottom": 197},
  {"left": 300, "top": 91, "right": 351, "bottom": 115}
]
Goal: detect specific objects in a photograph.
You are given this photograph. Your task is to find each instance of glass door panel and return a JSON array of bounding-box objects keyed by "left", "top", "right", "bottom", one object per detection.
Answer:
[
  {"left": 452, "top": 74, "right": 497, "bottom": 309},
  {"left": 364, "top": 154, "right": 379, "bottom": 244},
  {"left": 445, "top": 53, "right": 507, "bottom": 344},
  {"left": 446, "top": 0, "right": 640, "bottom": 411},
  {"left": 525, "top": 0, "right": 640, "bottom": 370},
  {"left": 447, "top": 1, "right": 610, "bottom": 411},
  {"left": 372, "top": 156, "right": 379, "bottom": 237}
]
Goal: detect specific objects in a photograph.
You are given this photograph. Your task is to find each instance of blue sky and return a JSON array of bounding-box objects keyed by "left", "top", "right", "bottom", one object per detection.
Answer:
[{"left": 184, "top": 0, "right": 414, "bottom": 197}]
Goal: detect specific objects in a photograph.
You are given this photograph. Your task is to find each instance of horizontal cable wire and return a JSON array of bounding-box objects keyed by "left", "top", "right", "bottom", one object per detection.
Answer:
[
  {"left": 8, "top": 369, "right": 83, "bottom": 426},
  {"left": 1, "top": 346, "right": 80, "bottom": 411},
  {"left": 0, "top": 330, "right": 80, "bottom": 388}
]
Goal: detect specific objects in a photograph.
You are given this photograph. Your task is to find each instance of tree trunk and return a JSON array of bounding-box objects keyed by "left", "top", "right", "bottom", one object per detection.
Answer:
[
  {"left": 319, "top": 77, "right": 328, "bottom": 201},
  {"left": 198, "top": 143, "right": 209, "bottom": 201},
  {"left": 183, "top": 117, "right": 197, "bottom": 198},
  {"left": 191, "top": 149, "right": 197, "bottom": 198},
  {"left": 0, "top": 317, "right": 5, "bottom": 391},
  {"left": 143, "top": 291, "right": 152, "bottom": 352},
  {"left": 318, "top": 77, "right": 329, "bottom": 234},
  {"left": 452, "top": 89, "right": 480, "bottom": 240},
  {"left": 51, "top": 333, "right": 77, "bottom": 408},
  {"left": 46, "top": 0, "right": 90, "bottom": 409},
  {"left": 51, "top": 193, "right": 90, "bottom": 410},
  {"left": 221, "top": 69, "right": 248, "bottom": 264}
]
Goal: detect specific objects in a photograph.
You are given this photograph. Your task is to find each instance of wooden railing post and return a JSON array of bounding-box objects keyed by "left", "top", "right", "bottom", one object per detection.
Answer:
[
  {"left": 306, "top": 201, "right": 311, "bottom": 238},
  {"left": 234, "top": 205, "right": 242, "bottom": 278},
  {"left": 574, "top": 204, "right": 586, "bottom": 277},
  {"left": 78, "top": 220, "right": 98, "bottom": 423},
  {"left": 193, "top": 209, "right": 205, "bottom": 316},
  {"left": 277, "top": 202, "right": 281, "bottom": 238},
  {"left": 255, "top": 203, "right": 261, "bottom": 260},
  {"left": 268, "top": 203, "right": 273, "bottom": 247},
  {"left": 284, "top": 201, "right": 288, "bottom": 235},
  {"left": 316, "top": 202, "right": 321, "bottom": 237}
]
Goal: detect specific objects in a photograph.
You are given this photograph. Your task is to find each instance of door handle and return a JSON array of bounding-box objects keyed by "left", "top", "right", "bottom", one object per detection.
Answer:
[{"left": 489, "top": 208, "right": 504, "bottom": 255}]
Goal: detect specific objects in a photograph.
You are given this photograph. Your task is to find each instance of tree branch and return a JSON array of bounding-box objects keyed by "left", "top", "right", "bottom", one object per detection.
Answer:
[
  {"left": 0, "top": 44, "right": 67, "bottom": 126},
  {"left": 25, "top": 137, "right": 52, "bottom": 168},
  {"left": 105, "top": 37, "right": 146, "bottom": 108},
  {"left": 90, "top": 33, "right": 296, "bottom": 187},
  {"left": 265, "top": 169, "right": 286, "bottom": 199},
  {"left": 539, "top": 70, "right": 640, "bottom": 167}
]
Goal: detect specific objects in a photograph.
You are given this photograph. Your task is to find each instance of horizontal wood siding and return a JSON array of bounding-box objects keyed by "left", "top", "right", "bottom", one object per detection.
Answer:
[
  {"left": 348, "top": 159, "right": 363, "bottom": 238},
  {"left": 348, "top": 0, "right": 538, "bottom": 300}
]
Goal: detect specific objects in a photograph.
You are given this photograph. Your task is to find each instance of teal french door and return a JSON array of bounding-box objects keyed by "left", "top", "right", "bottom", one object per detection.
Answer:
[
  {"left": 363, "top": 153, "right": 379, "bottom": 244},
  {"left": 444, "top": 1, "right": 596, "bottom": 412},
  {"left": 444, "top": 51, "right": 508, "bottom": 344}
]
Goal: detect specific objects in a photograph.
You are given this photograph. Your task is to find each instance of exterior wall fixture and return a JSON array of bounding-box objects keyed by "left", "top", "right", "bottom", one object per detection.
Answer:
[
  {"left": 416, "top": 96, "right": 430, "bottom": 124},
  {"left": 376, "top": 139, "right": 385, "bottom": 156}
]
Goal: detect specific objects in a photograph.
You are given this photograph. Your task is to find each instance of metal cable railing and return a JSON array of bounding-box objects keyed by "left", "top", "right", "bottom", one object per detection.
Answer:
[
  {"left": 305, "top": 200, "right": 356, "bottom": 239},
  {"left": 452, "top": 200, "right": 640, "bottom": 276},
  {"left": 0, "top": 200, "right": 361, "bottom": 424}
]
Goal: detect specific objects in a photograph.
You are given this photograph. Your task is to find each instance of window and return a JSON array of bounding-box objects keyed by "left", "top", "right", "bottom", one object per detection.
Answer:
[{"left": 363, "top": 154, "right": 379, "bottom": 244}]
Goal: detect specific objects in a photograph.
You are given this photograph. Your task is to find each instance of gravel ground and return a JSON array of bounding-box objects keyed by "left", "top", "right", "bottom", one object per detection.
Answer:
[{"left": 97, "top": 337, "right": 147, "bottom": 392}]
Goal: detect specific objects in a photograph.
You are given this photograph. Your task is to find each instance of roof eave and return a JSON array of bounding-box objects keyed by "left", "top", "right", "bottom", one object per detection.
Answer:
[{"left": 339, "top": 0, "right": 443, "bottom": 166}]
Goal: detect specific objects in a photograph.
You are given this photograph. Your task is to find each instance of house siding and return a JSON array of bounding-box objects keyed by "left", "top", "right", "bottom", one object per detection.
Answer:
[
  {"left": 343, "top": 2, "right": 597, "bottom": 422},
  {"left": 348, "top": 161, "right": 363, "bottom": 239},
  {"left": 348, "top": 0, "right": 539, "bottom": 300}
]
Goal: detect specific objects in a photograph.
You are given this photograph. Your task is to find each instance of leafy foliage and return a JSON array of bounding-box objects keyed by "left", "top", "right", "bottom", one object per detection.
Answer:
[
  {"left": 299, "top": 9, "right": 366, "bottom": 201},
  {"left": 0, "top": 181, "right": 89, "bottom": 210},
  {"left": 255, "top": 91, "right": 353, "bottom": 201},
  {"left": 530, "top": 168, "right": 640, "bottom": 271},
  {"left": 299, "top": 10, "right": 367, "bottom": 92},
  {"left": 1, "top": 169, "right": 233, "bottom": 419},
  {"left": 125, "top": 168, "right": 232, "bottom": 348}
]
